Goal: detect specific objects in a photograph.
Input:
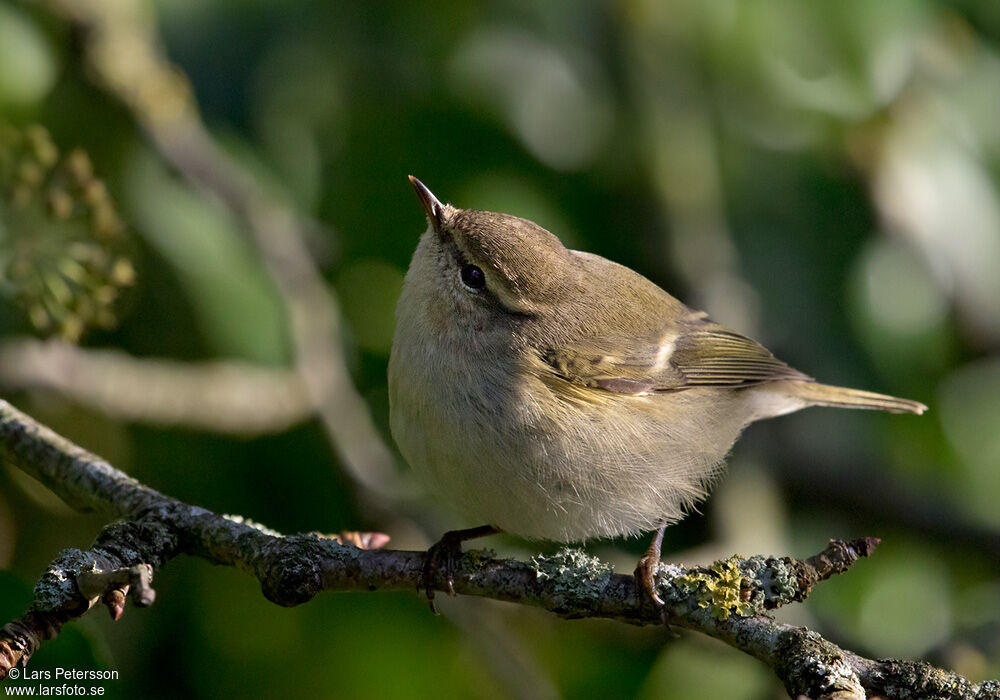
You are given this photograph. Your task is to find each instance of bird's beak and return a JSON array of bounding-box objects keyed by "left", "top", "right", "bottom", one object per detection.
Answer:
[{"left": 408, "top": 175, "right": 445, "bottom": 232}]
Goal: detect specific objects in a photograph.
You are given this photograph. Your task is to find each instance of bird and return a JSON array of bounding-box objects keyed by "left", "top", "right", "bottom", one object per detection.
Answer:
[{"left": 388, "top": 175, "right": 926, "bottom": 610}]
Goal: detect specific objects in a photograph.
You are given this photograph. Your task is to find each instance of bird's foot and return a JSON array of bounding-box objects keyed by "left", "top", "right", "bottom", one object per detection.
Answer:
[
  {"left": 634, "top": 556, "right": 675, "bottom": 628},
  {"left": 423, "top": 533, "right": 463, "bottom": 613},
  {"left": 634, "top": 524, "right": 671, "bottom": 624},
  {"left": 634, "top": 553, "right": 666, "bottom": 608},
  {"left": 422, "top": 525, "right": 500, "bottom": 614}
]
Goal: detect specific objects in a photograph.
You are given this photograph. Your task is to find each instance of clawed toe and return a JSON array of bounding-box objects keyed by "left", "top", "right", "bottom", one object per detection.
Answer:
[
  {"left": 422, "top": 537, "right": 462, "bottom": 613},
  {"left": 421, "top": 525, "right": 501, "bottom": 614},
  {"left": 634, "top": 555, "right": 665, "bottom": 608},
  {"left": 635, "top": 524, "right": 668, "bottom": 614}
]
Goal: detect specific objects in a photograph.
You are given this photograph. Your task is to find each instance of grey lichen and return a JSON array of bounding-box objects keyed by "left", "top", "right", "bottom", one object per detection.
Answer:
[
  {"left": 975, "top": 680, "right": 1000, "bottom": 699},
  {"left": 222, "top": 513, "right": 282, "bottom": 538},
  {"left": 531, "top": 548, "right": 614, "bottom": 606},
  {"left": 658, "top": 554, "right": 811, "bottom": 621},
  {"left": 32, "top": 549, "right": 93, "bottom": 614},
  {"left": 256, "top": 533, "right": 356, "bottom": 606},
  {"left": 30, "top": 517, "right": 177, "bottom": 617},
  {"left": 867, "top": 658, "right": 1000, "bottom": 699},
  {"left": 741, "top": 555, "right": 801, "bottom": 608},
  {"left": 775, "top": 628, "right": 864, "bottom": 699}
]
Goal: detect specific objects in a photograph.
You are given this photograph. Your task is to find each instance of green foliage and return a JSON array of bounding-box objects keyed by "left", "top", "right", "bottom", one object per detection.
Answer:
[
  {"left": 2, "top": 0, "right": 1000, "bottom": 697},
  {"left": 0, "top": 124, "right": 134, "bottom": 341}
]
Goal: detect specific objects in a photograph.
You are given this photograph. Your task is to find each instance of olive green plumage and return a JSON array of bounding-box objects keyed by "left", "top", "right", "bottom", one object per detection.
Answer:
[{"left": 389, "top": 177, "right": 925, "bottom": 543}]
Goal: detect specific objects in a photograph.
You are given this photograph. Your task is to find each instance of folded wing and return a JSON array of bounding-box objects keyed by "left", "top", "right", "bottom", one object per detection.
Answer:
[{"left": 542, "top": 314, "right": 810, "bottom": 395}]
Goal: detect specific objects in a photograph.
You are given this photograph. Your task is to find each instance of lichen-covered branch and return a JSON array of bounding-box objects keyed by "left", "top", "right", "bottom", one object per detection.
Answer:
[{"left": 1, "top": 398, "right": 997, "bottom": 699}]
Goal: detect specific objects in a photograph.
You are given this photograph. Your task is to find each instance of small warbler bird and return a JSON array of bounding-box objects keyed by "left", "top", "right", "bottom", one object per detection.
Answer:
[{"left": 389, "top": 176, "right": 926, "bottom": 608}]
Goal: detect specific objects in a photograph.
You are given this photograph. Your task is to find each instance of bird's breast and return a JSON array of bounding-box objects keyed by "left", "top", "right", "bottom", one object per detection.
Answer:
[{"left": 389, "top": 324, "right": 751, "bottom": 542}]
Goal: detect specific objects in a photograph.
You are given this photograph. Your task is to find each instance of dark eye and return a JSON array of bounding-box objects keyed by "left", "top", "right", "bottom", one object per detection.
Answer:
[{"left": 460, "top": 264, "right": 486, "bottom": 291}]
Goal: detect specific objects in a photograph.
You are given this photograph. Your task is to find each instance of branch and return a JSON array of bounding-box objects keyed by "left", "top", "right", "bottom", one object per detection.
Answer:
[
  {"left": 0, "top": 339, "right": 314, "bottom": 435},
  {"left": 21, "top": 4, "right": 997, "bottom": 697},
  {"left": 44, "top": 0, "right": 402, "bottom": 501},
  {"left": 1, "top": 399, "right": 996, "bottom": 699},
  {"left": 37, "top": 3, "right": 544, "bottom": 692},
  {"left": 774, "top": 451, "right": 1000, "bottom": 564}
]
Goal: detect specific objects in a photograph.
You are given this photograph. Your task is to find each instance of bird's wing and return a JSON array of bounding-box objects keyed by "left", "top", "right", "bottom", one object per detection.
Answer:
[{"left": 541, "top": 315, "right": 811, "bottom": 395}]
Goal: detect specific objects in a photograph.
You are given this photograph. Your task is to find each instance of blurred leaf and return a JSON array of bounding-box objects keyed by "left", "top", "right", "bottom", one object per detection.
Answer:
[
  {"left": 251, "top": 39, "right": 346, "bottom": 211},
  {"left": 874, "top": 99, "right": 1000, "bottom": 344},
  {"left": 0, "top": 490, "right": 13, "bottom": 568},
  {"left": 940, "top": 359, "right": 1000, "bottom": 524},
  {"left": 0, "top": 570, "right": 31, "bottom": 620},
  {"left": 123, "top": 146, "right": 287, "bottom": 363},
  {"left": 335, "top": 258, "right": 403, "bottom": 356},
  {"left": 849, "top": 236, "right": 952, "bottom": 377},
  {"left": 448, "top": 26, "right": 614, "bottom": 171},
  {"left": 459, "top": 172, "right": 578, "bottom": 248},
  {"left": 856, "top": 546, "right": 952, "bottom": 657},
  {"left": 0, "top": 3, "right": 57, "bottom": 107},
  {"left": 4, "top": 460, "right": 76, "bottom": 516},
  {"left": 640, "top": 636, "right": 775, "bottom": 700}
]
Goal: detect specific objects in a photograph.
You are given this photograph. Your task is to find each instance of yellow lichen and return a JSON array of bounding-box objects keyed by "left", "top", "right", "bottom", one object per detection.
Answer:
[{"left": 675, "top": 556, "right": 754, "bottom": 620}]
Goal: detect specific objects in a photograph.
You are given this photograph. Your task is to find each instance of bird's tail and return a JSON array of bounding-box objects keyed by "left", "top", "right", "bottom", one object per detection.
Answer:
[{"left": 789, "top": 382, "right": 927, "bottom": 415}]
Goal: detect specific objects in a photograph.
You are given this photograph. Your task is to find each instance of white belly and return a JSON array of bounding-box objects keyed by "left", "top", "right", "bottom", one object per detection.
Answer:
[{"left": 389, "top": 343, "right": 748, "bottom": 542}]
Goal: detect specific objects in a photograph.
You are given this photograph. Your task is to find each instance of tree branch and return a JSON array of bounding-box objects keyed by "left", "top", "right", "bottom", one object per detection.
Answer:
[
  {"left": 44, "top": 0, "right": 403, "bottom": 502},
  {"left": 36, "top": 4, "right": 549, "bottom": 693},
  {"left": 1, "top": 398, "right": 997, "bottom": 699},
  {"left": 17, "top": 4, "right": 997, "bottom": 697},
  {"left": 0, "top": 339, "right": 314, "bottom": 436}
]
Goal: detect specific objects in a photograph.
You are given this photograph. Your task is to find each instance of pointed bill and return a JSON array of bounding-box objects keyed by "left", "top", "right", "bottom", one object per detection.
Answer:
[{"left": 408, "top": 175, "right": 445, "bottom": 231}]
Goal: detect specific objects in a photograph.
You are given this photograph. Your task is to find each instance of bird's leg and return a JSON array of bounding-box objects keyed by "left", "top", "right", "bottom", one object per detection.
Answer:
[
  {"left": 634, "top": 524, "right": 667, "bottom": 608},
  {"left": 423, "top": 525, "right": 501, "bottom": 613}
]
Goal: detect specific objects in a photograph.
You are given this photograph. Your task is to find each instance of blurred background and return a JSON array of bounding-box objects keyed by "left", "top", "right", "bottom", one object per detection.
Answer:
[{"left": 2, "top": 0, "right": 1000, "bottom": 697}]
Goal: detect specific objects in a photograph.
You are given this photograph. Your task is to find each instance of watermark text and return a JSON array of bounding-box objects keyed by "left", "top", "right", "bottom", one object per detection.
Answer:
[{"left": 4, "top": 667, "right": 118, "bottom": 696}]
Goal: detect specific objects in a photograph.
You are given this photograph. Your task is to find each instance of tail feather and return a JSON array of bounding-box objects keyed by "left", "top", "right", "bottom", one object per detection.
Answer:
[{"left": 791, "top": 382, "right": 927, "bottom": 415}]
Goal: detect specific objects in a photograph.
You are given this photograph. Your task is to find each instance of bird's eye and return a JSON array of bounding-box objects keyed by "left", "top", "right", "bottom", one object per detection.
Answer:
[{"left": 460, "top": 264, "right": 486, "bottom": 291}]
